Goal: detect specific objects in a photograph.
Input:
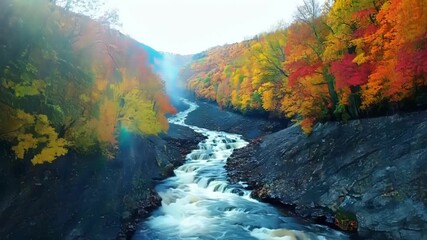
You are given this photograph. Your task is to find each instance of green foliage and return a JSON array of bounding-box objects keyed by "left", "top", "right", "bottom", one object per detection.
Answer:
[
  {"left": 251, "top": 91, "right": 262, "bottom": 106},
  {"left": 333, "top": 104, "right": 350, "bottom": 122},
  {"left": 223, "top": 66, "right": 232, "bottom": 78}
]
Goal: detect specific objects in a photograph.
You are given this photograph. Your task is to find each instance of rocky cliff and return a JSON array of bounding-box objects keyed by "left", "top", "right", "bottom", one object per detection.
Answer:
[
  {"left": 227, "top": 111, "right": 427, "bottom": 239},
  {"left": 0, "top": 123, "right": 204, "bottom": 240}
]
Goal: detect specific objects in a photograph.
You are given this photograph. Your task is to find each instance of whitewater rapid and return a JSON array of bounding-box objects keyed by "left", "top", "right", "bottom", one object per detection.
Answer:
[{"left": 133, "top": 99, "right": 348, "bottom": 240}]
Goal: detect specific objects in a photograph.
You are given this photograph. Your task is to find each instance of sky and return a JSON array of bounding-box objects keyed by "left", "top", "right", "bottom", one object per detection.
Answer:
[{"left": 107, "top": 0, "right": 325, "bottom": 55}]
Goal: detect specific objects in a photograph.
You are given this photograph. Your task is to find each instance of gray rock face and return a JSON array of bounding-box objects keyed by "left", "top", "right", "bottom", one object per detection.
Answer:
[
  {"left": 227, "top": 111, "right": 427, "bottom": 239},
  {"left": 0, "top": 123, "right": 204, "bottom": 240}
]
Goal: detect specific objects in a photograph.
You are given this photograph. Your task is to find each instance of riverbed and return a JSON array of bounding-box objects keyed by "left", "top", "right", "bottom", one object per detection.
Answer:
[{"left": 133, "top": 99, "right": 347, "bottom": 240}]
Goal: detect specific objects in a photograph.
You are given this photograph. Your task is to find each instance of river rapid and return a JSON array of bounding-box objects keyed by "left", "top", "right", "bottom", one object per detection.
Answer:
[{"left": 133, "top": 99, "right": 347, "bottom": 240}]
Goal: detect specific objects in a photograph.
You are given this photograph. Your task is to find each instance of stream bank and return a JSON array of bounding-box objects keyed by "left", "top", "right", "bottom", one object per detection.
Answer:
[
  {"left": 226, "top": 111, "right": 427, "bottom": 239},
  {"left": 184, "top": 100, "right": 288, "bottom": 140}
]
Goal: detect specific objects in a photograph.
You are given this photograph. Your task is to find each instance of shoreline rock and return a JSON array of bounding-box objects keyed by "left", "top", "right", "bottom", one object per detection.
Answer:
[
  {"left": 226, "top": 111, "right": 427, "bottom": 239},
  {"left": 185, "top": 100, "right": 288, "bottom": 140}
]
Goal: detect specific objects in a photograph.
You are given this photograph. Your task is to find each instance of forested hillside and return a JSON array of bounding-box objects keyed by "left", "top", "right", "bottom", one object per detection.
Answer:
[
  {"left": 180, "top": 0, "right": 426, "bottom": 133},
  {"left": 0, "top": 0, "right": 175, "bottom": 164}
]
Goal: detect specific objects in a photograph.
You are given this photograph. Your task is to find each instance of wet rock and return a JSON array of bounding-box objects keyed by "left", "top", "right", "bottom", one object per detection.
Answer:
[
  {"left": 227, "top": 111, "right": 427, "bottom": 239},
  {"left": 231, "top": 188, "right": 244, "bottom": 196}
]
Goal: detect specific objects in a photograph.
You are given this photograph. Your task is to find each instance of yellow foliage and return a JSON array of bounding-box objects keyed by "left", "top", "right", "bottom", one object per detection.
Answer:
[
  {"left": 2, "top": 79, "right": 15, "bottom": 88},
  {"left": 5, "top": 109, "right": 69, "bottom": 164},
  {"left": 121, "top": 89, "right": 163, "bottom": 135},
  {"left": 12, "top": 134, "right": 38, "bottom": 159},
  {"left": 31, "top": 138, "right": 68, "bottom": 164},
  {"left": 239, "top": 78, "right": 253, "bottom": 110},
  {"left": 1, "top": 0, "right": 175, "bottom": 165},
  {"left": 231, "top": 89, "right": 240, "bottom": 107},
  {"left": 231, "top": 71, "right": 241, "bottom": 88},
  {"left": 4, "top": 79, "right": 46, "bottom": 97},
  {"left": 261, "top": 88, "right": 274, "bottom": 111},
  {"left": 16, "top": 109, "right": 35, "bottom": 124},
  {"left": 352, "top": 53, "right": 367, "bottom": 65},
  {"left": 136, "top": 101, "right": 162, "bottom": 135},
  {"left": 97, "top": 99, "right": 118, "bottom": 145}
]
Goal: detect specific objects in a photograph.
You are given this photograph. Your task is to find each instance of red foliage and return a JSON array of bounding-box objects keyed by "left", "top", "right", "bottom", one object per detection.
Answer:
[
  {"left": 412, "top": 49, "right": 427, "bottom": 76},
  {"left": 155, "top": 93, "right": 177, "bottom": 115},
  {"left": 353, "top": 25, "right": 378, "bottom": 38},
  {"left": 330, "top": 54, "right": 372, "bottom": 89},
  {"left": 394, "top": 46, "right": 427, "bottom": 90},
  {"left": 351, "top": 8, "right": 375, "bottom": 20},
  {"left": 286, "top": 61, "right": 322, "bottom": 86},
  {"left": 398, "top": 48, "right": 427, "bottom": 76}
]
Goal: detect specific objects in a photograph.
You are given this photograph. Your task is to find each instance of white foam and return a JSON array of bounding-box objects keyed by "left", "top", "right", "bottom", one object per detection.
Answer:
[
  {"left": 250, "top": 228, "right": 310, "bottom": 240},
  {"left": 137, "top": 98, "right": 348, "bottom": 240}
]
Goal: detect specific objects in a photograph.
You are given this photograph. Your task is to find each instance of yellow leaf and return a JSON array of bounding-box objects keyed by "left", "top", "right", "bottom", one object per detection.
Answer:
[
  {"left": 11, "top": 134, "right": 38, "bottom": 159},
  {"left": 353, "top": 53, "right": 367, "bottom": 65},
  {"left": 31, "top": 137, "right": 68, "bottom": 164}
]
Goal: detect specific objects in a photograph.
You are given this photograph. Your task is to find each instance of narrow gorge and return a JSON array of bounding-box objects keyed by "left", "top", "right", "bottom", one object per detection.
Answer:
[{"left": 134, "top": 99, "right": 347, "bottom": 240}]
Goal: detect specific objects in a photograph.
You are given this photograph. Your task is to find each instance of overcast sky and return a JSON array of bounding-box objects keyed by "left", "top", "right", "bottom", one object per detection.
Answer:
[{"left": 107, "top": 0, "right": 325, "bottom": 55}]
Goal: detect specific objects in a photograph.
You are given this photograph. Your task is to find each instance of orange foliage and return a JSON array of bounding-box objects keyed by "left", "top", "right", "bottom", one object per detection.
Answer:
[
  {"left": 69, "top": 12, "right": 176, "bottom": 157},
  {"left": 178, "top": 0, "right": 426, "bottom": 134},
  {"left": 182, "top": 31, "right": 288, "bottom": 114}
]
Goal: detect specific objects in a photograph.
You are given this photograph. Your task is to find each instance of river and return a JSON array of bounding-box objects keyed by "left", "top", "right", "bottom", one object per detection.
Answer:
[{"left": 133, "top": 99, "right": 347, "bottom": 240}]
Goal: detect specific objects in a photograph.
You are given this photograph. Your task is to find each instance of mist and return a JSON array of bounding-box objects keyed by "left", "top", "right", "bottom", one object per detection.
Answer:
[{"left": 156, "top": 52, "right": 193, "bottom": 102}]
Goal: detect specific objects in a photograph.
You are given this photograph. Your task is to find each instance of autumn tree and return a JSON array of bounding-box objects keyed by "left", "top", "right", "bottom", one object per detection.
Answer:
[
  {"left": 247, "top": 30, "right": 288, "bottom": 112},
  {"left": 324, "top": 0, "right": 384, "bottom": 118},
  {"left": 325, "top": 0, "right": 426, "bottom": 114},
  {"left": 183, "top": 30, "right": 290, "bottom": 115},
  {"left": 281, "top": 0, "right": 338, "bottom": 133},
  {"left": 179, "top": 0, "right": 426, "bottom": 134},
  {"left": 359, "top": 0, "right": 427, "bottom": 108},
  {"left": 0, "top": 0, "right": 175, "bottom": 164}
]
